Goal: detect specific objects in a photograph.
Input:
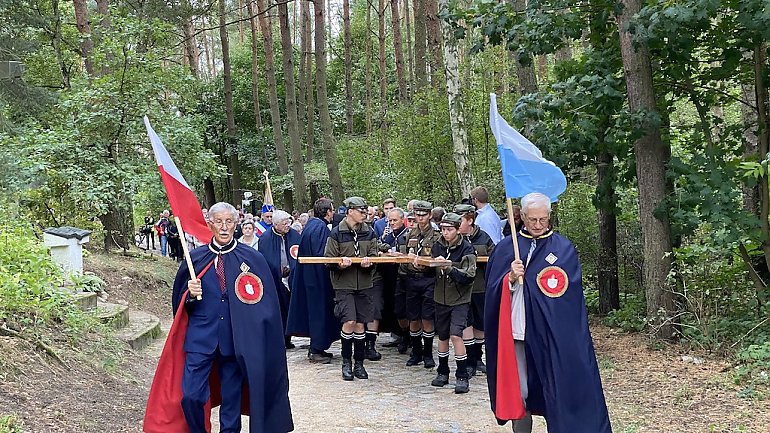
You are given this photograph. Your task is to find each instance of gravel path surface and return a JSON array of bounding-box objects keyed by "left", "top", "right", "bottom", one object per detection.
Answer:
[{"left": 212, "top": 336, "right": 546, "bottom": 433}]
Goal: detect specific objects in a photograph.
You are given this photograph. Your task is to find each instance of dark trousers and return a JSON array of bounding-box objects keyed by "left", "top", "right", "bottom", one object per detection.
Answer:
[{"left": 181, "top": 349, "right": 243, "bottom": 433}]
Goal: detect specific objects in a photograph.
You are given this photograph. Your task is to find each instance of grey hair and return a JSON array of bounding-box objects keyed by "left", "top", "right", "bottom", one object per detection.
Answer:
[
  {"left": 272, "top": 209, "right": 292, "bottom": 224},
  {"left": 388, "top": 207, "right": 406, "bottom": 219},
  {"left": 520, "top": 193, "right": 551, "bottom": 215},
  {"left": 207, "top": 202, "right": 238, "bottom": 221}
]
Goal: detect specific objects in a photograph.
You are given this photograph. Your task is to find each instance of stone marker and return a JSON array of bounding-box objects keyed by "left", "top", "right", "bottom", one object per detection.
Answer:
[{"left": 43, "top": 226, "right": 91, "bottom": 275}]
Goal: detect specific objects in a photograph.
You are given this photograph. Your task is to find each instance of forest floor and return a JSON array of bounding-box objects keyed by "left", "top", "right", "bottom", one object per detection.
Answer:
[{"left": 0, "top": 249, "right": 768, "bottom": 433}]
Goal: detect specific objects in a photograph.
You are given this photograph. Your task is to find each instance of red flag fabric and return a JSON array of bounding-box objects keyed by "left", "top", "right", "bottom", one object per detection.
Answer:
[
  {"left": 495, "top": 272, "right": 526, "bottom": 420},
  {"left": 144, "top": 116, "right": 212, "bottom": 245}
]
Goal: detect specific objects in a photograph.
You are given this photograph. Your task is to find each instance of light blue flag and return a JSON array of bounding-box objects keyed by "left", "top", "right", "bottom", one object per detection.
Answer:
[{"left": 489, "top": 93, "right": 567, "bottom": 202}]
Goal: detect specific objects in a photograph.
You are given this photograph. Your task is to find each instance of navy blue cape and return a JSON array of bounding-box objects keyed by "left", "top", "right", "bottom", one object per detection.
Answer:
[
  {"left": 257, "top": 227, "right": 300, "bottom": 331},
  {"left": 159, "top": 242, "right": 293, "bottom": 433},
  {"left": 286, "top": 218, "right": 340, "bottom": 350},
  {"left": 484, "top": 230, "right": 611, "bottom": 433}
]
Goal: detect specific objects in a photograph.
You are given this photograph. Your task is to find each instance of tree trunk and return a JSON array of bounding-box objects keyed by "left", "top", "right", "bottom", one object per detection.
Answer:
[
  {"left": 314, "top": 0, "right": 345, "bottom": 202},
  {"left": 413, "top": 0, "right": 427, "bottom": 92},
  {"left": 365, "top": 1, "right": 373, "bottom": 135},
  {"left": 220, "top": 0, "right": 242, "bottom": 205},
  {"left": 299, "top": 0, "right": 309, "bottom": 126},
  {"left": 182, "top": 0, "right": 199, "bottom": 78},
  {"left": 247, "top": 0, "right": 263, "bottom": 129},
  {"left": 404, "top": 0, "right": 414, "bottom": 95},
  {"left": 378, "top": 0, "right": 389, "bottom": 157},
  {"left": 204, "top": 178, "right": 217, "bottom": 208},
  {"left": 617, "top": 0, "right": 675, "bottom": 339},
  {"left": 257, "top": 0, "right": 290, "bottom": 176},
  {"left": 51, "top": 0, "right": 71, "bottom": 88},
  {"left": 302, "top": 0, "right": 316, "bottom": 162},
  {"left": 741, "top": 81, "right": 759, "bottom": 215},
  {"left": 343, "top": 0, "right": 353, "bottom": 134},
  {"left": 72, "top": 0, "right": 95, "bottom": 77},
  {"left": 391, "top": 0, "right": 408, "bottom": 102},
  {"left": 511, "top": 0, "right": 537, "bottom": 98},
  {"left": 438, "top": 0, "right": 473, "bottom": 197},
  {"left": 424, "top": 0, "right": 443, "bottom": 88},
  {"left": 238, "top": 0, "right": 245, "bottom": 44},
  {"left": 95, "top": 0, "right": 112, "bottom": 75},
  {"left": 278, "top": 2, "right": 308, "bottom": 212},
  {"left": 202, "top": 23, "right": 215, "bottom": 77},
  {"left": 753, "top": 44, "right": 770, "bottom": 276},
  {"left": 597, "top": 149, "right": 620, "bottom": 314}
]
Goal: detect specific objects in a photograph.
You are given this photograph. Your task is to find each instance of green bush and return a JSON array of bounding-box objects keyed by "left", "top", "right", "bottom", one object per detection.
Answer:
[{"left": 0, "top": 415, "right": 21, "bottom": 433}]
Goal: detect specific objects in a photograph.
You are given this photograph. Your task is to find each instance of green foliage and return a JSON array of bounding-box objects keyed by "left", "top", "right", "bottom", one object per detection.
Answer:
[
  {"left": 735, "top": 342, "right": 770, "bottom": 392},
  {"left": 0, "top": 415, "right": 21, "bottom": 433},
  {"left": 70, "top": 272, "right": 106, "bottom": 294},
  {"left": 604, "top": 292, "right": 647, "bottom": 332}
]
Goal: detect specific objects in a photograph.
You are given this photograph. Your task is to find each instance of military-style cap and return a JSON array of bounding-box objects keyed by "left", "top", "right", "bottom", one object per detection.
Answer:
[
  {"left": 440, "top": 212, "right": 462, "bottom": 227},
  {"left": 412, "top": 200, "right": 432, "bottom": 215},
  {"left": 406, "top": 212, "right": 416, "bottom": 220},
  {"left": 453, "top": 204, "right": 476, "bottom": 216},
  {"left": 343, "top": 196, "right": 368, "bottom": 210}
]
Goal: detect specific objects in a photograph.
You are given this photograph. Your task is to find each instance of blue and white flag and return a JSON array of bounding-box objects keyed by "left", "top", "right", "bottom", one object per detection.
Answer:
[{"left": 489, "top": 93, "right": 567, "bottom": 202}]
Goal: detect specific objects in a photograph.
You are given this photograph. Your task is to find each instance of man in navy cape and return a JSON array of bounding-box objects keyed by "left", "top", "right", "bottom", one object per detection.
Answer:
[
  {"left": 257, "top": 209, "right": 300, "bottom": 348},
  {"left": 144, "top": 202, "right": 293, "bottom": 433},
  {"left": 287, "top": 198, "right": 340, "bottom": 362},
  {"left": 484, "top": 192, "right": 611, "bottom": 433}
]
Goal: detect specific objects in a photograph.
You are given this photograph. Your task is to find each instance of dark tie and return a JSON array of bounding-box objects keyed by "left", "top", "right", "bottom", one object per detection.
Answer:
[{"left": 216, "top": 254, "right": 226, "bottom": 293}]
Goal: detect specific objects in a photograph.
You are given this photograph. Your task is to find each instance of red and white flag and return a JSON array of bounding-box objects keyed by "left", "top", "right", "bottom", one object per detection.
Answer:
[{"left": 144, "top": 116, "right": 212, "bottom": 245}]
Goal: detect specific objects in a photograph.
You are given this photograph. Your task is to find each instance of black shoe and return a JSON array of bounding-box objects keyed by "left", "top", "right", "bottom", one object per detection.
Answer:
[
  {"left": 406, "top": 352, "right": 423, "bottom": 366},
  {"left": 466, "top": 365, "right": 477, "bottom": 378},
  {"left": 382, "top": 336, "right": 402, "bottom": 348},
  {"left": 397, "top": 339, "right": 409, "bottom": 354},
  {"left": 353, "top": 361, "right": 369, "bottom": 379},
  {"left": 477, "top": 360, "right": 487, "bottom": 374},
  {"left": 431, "top": 373, "right": 449, "bottom": 387},
  {"left": 365, "top": 340, "right": 382, "bottom": 361},
  {"left": 308, "top": 353, "right": 331, "bottom": 364},
  {"left": 320, "top": 350, "right": 334, "bottom": 358},
  {"left": 285, "top": 337, "right": 295, "bottom": 349},
  {"left": 342, "top": 359, "right": 354, "bottom": 381},
  {"left": 423, "top": 355, "right": 436, "bottom": 369},
  {"left": 454, "top": 377, "right": 469, "bottom": 394}
]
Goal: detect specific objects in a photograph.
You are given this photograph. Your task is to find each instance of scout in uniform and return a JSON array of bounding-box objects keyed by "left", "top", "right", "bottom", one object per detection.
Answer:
[
  {"left": 454, "top": 203, "right": 495, "bottom": 376},
  {"left": 397, "top": 200, "right": 442, "bottom": 368},
  {"left": 324, "top": 197, "right": 379, "bottom": 381},
  {"left": 428, "top": 212, "right": 477, "bottom": 394}
]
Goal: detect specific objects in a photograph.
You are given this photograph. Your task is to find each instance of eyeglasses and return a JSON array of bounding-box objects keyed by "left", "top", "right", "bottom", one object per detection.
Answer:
[
  {"left": 211, "top": 219, "right": 236, "bottom": 227},
  {"left": 525, "top": 217, "right": 550, "bottom": 225}
]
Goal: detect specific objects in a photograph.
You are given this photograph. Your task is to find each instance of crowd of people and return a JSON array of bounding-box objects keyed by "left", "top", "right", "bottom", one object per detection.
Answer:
[{"left": 146, "top": 187, "right": 611, "bottom": 433}]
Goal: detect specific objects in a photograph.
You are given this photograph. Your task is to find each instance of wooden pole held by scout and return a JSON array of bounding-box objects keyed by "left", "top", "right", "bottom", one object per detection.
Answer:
[
  {"left": 506, "top": 198, "right": 524, "bottom": 285},
  {"left": 175, "top": 216, "right": 202, "bottom": 301}
]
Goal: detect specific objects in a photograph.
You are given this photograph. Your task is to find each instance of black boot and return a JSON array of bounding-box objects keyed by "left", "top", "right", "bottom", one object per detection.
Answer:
[
  {"left": 341, "top": 359, "right": 354, "bottom": 381},
  {"left": 365, "top": 333, "right": 382, "bottom": 361},
  {"left": 353, "top": 360, "right": 369, "bottom": 379},
  {"left": 431, "top": 373, "right": 449, "bottom": 387},
  {"left": 422, "top": 331, "right": 435, "bottom": 369},
  {"left": 432, "top": 352, "right": 450, "bottom": 386},
  {"left": 454, "top": 377, "right": 469, "bottom": 394},
  {"left": 406, "top": 333, "right": 423, "bottom": 366},
  {"left": 397, "top": 332, "right": 410, "bottom": 354},
  {"left": 284, "top": 335, "right": 295, "bottom": 349},
  {"left": 455, "top": 358, "right": 469, "bottom": 393}
]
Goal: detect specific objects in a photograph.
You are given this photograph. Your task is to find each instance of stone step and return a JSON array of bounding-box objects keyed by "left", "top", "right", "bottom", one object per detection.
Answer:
[
  {"left": 96, "top": 302, "right": 130, "bottom": 329},
  {"left": 73, "top": 291, "right": 98, "bottom": 311},
  {"left": 116, "top": 310, "right": 162, "bottom": 350}
]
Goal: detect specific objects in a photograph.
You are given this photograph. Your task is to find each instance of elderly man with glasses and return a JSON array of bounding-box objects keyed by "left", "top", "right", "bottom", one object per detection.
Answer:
[
  {"left": 145, "top": 202, "right": 293, "bottom": 433},
  {"left": 484, "top": 192, "right": 610, "bottom": 433}
]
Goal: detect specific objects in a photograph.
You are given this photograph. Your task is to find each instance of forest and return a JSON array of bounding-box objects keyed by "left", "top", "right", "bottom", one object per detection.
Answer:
[{"left": 1, "top": 0, "right": 770, "bottom": 391}]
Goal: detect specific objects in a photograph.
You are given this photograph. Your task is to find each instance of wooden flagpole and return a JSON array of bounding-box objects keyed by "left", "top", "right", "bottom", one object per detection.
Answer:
[
  {"left": 175, "top": 216, "right": 202, "bottom": 300},
  {"left": 506, "top": 198, "right": 523, "bottom": 285}
]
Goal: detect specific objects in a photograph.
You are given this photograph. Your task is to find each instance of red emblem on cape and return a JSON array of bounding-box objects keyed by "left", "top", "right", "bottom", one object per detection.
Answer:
[
  {"left": 536, "top": 266, "right": 568, "bottom": 298},
  {"left": 289, "top": 244, "right": 299, "bottom": 260},
  {"left": 235, "top": 272, "right": 264, "bottom": 304}
]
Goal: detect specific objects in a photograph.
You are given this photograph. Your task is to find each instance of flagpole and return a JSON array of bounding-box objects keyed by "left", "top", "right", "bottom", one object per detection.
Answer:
[
  {"left": 506, "top": 198, "right": 524, "bottom": 285},
  {"left": 175, "top": 216, "right": 202, "bottom": 301}
]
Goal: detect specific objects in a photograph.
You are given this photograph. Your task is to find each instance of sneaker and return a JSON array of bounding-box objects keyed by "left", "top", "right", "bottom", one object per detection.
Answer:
[
  {"left": 431, "top": 373, "right": 449, "bottom": 387},
  {"left": 423, "top": 356, "right": 436, "bottom": 369},
  {"left": 454, "top": 377, "right": 469, "bottom": 394}
]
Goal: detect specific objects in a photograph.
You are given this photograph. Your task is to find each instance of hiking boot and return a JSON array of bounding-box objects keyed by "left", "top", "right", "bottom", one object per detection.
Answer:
[
  {"left": 431, "top": 373, "right": 449, "bottom": 387},
  {"left": 423, "top": 355, "right": 436, "bottom": 369},
  {"left": 365, "top": 340, "right": 382, "bottom": 361},
  {"left": 406, "top": 352, "right": 423, "bottom": 366},
  {"left": 308, "top": 353, "right": 331, "bottom": 364},
  {"left": 341, "top": 359, "right": 354, "bottom": 381},
  {"left": 353, "top": 361, "right": 368, "bottom": 379},
  {"left": 454, "top": 377, "right": 469, "bottom": 394}
]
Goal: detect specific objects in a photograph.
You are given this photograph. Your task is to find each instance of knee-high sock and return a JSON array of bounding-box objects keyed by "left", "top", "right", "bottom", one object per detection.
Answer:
[
  {"left": 422, "top": 330, "right": 435, "bottom": 356},
  {"left": 353, "top": 332, "right": 366, "bottom": 362},
  {"left": 341, "top": 331, "right": 353, "bottom": 360}
]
